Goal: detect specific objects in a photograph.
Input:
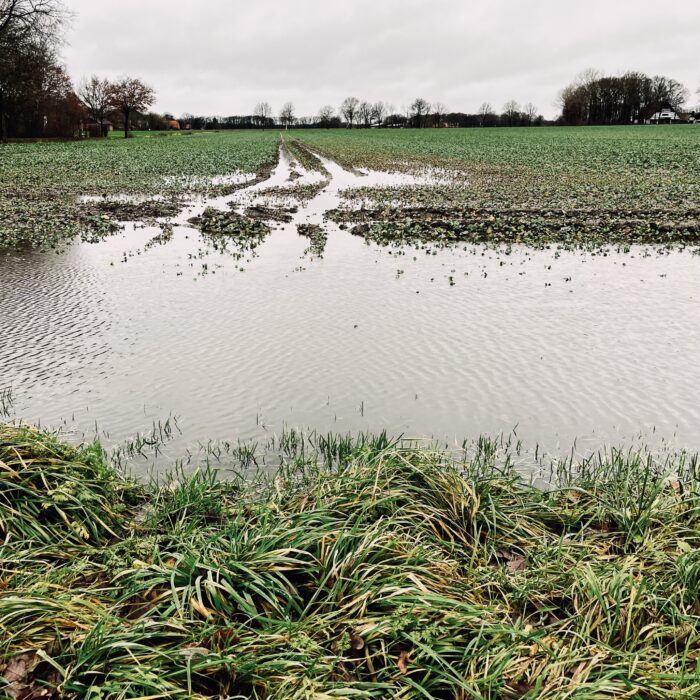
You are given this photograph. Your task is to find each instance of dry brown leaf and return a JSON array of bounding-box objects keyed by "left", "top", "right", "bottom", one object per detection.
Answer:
[
  {"left": 1, "top": 652, "right": 54, "bottom": 700},
  {"left": 397, "top": 649, "right": 409, "bottom": 675},
  {"left": 3, "top": 652, "right": 38, "bottom": 684},
  {"left": 507, "top": 555, "right": 526, "bottom": 574}
]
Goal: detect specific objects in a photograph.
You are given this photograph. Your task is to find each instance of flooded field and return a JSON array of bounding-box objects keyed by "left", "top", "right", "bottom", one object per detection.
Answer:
[{"left": 2, "top": 138, "right": 699, "bottom": 472}]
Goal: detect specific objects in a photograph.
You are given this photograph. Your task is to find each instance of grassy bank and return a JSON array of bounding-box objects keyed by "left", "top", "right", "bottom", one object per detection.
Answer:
[{"left": 1, "top": 424, "right": 700, "bottom": 698}]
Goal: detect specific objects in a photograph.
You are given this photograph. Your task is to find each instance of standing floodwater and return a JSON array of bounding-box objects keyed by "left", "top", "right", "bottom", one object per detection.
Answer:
[{"left": 1, "top": 148, "right": 699, "bottom": 471}]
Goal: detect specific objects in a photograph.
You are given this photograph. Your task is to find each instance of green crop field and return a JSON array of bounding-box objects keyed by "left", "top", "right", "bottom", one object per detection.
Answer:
[
  {"left": 2, "top": 126, "right": 700, "bottom": 251},
  {"left": 293, "top": 126, "right": 700, "bottom": 250},
  {"left": 0, "top": 130, "right": 279, "bottom": 249}
]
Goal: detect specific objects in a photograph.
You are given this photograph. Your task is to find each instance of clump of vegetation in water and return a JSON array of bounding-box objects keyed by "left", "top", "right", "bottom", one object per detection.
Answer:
[
  {"left": 2, "top": 423, "right": 700, "bottom": 699},
  {"left": 297, "top": 223, "right": 328, "bottom": 256},
  {"left": 259, "top": 180, "right": 329, "bottom": 203},
  {"left": 243, "top": 204, "right": 297, "bottom": 223},
  {"left": 342, "top": 206, "right": 700, "bottom": 251},
  {"left": 89, "top": 198, "right": 184, "bottom": 222},
  {"left": 189, "top": 208, "right": 270, "bottom": 254}
]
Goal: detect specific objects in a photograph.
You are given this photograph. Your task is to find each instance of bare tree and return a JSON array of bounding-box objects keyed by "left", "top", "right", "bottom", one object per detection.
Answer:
[
  {"left": 108, "top": 77, "right": 155, "bottom": 138},
  {"left": 0, "top": 0, "right": 68, "bottom": 39},
  {"left": 77, "top": 75, "right": 111, "bottom": 136},
  {"left": 279, "top": 101, "right": 295, "bottom": 129},
  {"left": 340, "top": 96, "right": 359, "bottom": 127},
  {"left": 523, "top": 102, "right": 538, "bottom": 126},
  {"left": 371, "top": 101, "right": 387, "bottom": 127},
  {"left": 410, "top": 97, "right": 430, "bottom": 128},
  {"left": 253, "top": 101, "right": 272, "bottom": 129},
  {"left": 358, "top": 100, "right": 372, "bottom": 127},
  {"left": 318, "top": 104, "right": 335, "bottom": 127},
  {"left": 478, "top": 102, "right": 493, "bottom": 127},
  {"left": 432, "top": 101, "right": 446, "bottom": 127},
  {"left": 502, "top": 100, "right": 521, "bottom": 126}
]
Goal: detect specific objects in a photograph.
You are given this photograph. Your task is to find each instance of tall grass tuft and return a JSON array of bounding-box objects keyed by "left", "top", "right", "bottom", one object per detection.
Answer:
[{"left": 1, "top": 423, "right": 700, "bottom": 699}]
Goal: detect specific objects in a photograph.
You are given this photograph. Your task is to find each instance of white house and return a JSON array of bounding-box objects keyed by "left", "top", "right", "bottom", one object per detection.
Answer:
[{"left": 646, "top": 107, "right": 681, "bottom": 124}]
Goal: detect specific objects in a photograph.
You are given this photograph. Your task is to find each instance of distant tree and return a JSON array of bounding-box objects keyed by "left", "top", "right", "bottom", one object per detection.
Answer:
[
  {"left": 478, "top": 102, "right": 493, "bottom": 127},
  {"left": 650, "top": 75, "right": 688, "bottom": 111},
  {"left": 502, "top": 100, "right": 521, "bottom": 126},
  {"left": 253, "top": 101, "right": 272, "bottom": 129},
  {"left": 145, "top": 111, "right": 166, "bottom": 130},
  {"left": 432, "top": 101, "right": 446, "bottom": 127},
  {"left": 180, "top": 112, "right": 196, "bottom": 129},
  {"left": 340, "top": 96, "right": 359, "bottom": 127},
  {"left": 410, "top": 97, "right": 430, "bottom": 127},
  {"left": 560, "top": 70, "right": 690, "bottom": 125},
  {"left": 358, "top": 101, "right": 372, "bottom": 127},
  {"left": 108, "top": 77, "right": 155, "bottom": 138},
  {"left": 279, "top": 101, "right": 295, "bottom": 129},
  {"left": 371, "top": 101, "right": 387, "bottom": 127},
  {"left": 77, "top": 75, "right": 111, "bottom": 135},
  {"left": 523, "top": 102, "right": 538, "bottom": 126},
  {"left": 318, "top": 104, "right": 335, "bottom": 127}
]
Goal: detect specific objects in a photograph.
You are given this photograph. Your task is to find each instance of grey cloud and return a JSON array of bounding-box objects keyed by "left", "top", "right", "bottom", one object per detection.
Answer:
[{"left": 63, "top": 0, "right": 700, "bottom": 118}]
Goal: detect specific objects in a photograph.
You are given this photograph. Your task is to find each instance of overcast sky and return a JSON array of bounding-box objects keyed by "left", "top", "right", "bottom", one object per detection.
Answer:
[{"left": 63, "top": 0, "right": 700, "bottom": 119}]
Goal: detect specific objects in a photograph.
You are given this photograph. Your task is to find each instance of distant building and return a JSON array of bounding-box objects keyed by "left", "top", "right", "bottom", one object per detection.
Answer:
[
  {"left": 648, "top": 107, "right": 680, "bottom": 123},
  {"left": 644, "top": 103, "right": 694, "bottom": 124},
  {"left": 84, "top": 120, "right": 113, "bottom": 137},
  {"left": 167, "top": 119, "right": 181, "bottom": 130}
]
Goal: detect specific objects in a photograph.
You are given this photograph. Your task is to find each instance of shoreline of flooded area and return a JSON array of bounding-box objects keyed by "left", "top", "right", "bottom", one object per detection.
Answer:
[{"left": 2, "top": 147, "right": 699, "bottom": 473}]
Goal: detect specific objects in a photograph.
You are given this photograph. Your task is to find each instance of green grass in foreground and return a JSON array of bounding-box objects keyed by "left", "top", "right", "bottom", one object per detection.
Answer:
[{"left": 2, "top": 425, "right": 700, "bottom": 698}]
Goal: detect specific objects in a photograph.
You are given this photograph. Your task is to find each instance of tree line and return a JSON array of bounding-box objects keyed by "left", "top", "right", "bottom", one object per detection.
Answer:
[
  {"left": 559, "top": 70, "right": 698, "bottom": 125},
  {"left": 173, "top": 98, "right": 548, "bottom": 131}
]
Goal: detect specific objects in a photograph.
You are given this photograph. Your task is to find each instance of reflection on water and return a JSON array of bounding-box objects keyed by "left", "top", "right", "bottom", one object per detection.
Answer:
[{"left": 1, "top": 153, "right": 699, "bottom": 474}]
